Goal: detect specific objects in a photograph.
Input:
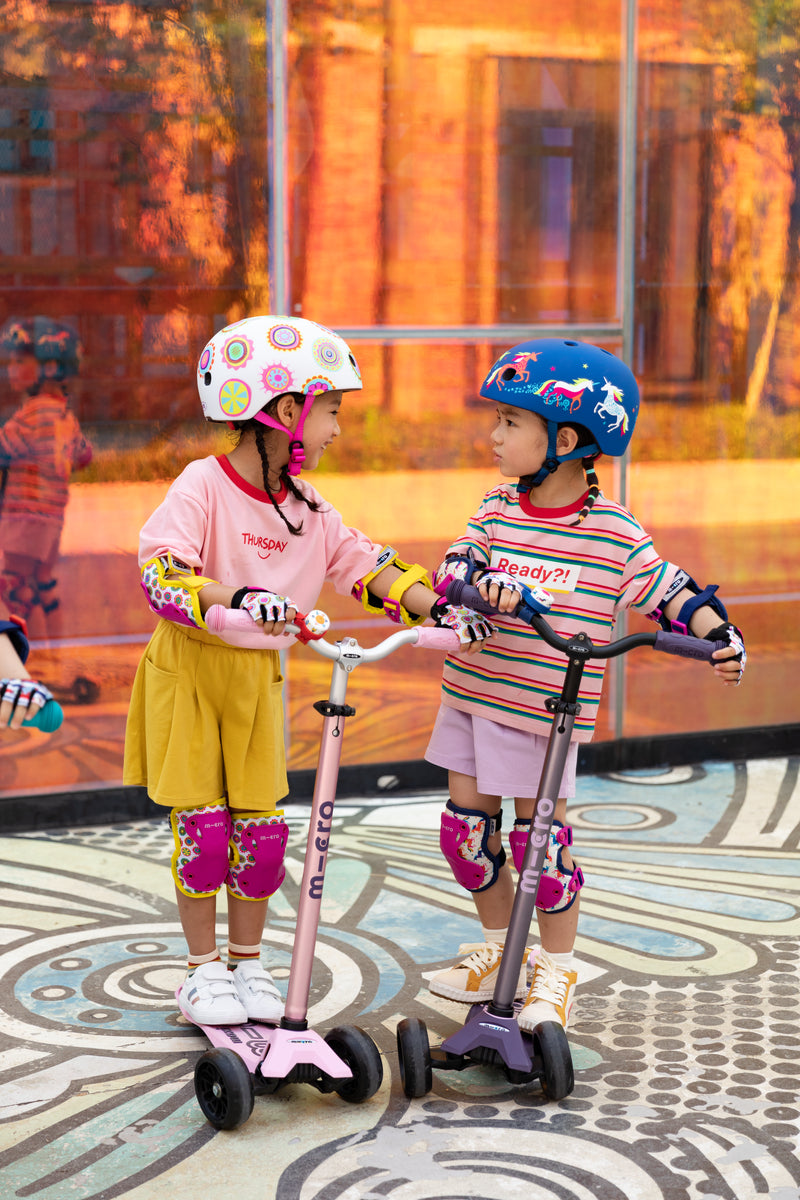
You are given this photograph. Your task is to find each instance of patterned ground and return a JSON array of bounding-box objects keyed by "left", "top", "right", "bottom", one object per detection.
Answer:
[{"left": 0, "top": 757, "right": 798, "bottom": 1199}]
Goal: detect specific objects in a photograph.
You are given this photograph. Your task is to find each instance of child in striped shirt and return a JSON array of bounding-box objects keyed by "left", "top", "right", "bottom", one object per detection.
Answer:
[
  {"left": 425, "top": 338, "right": 746, "bottom": 1031},
  {"left": 0, "top": 318, "right": 92, "bottom": 631}
]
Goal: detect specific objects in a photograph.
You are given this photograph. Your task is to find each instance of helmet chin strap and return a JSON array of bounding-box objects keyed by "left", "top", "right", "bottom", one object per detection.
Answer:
[
  {"left": 516, "top": 421, "right": 600, "bottom": 494},
  {"left": 253, "top": 392, "right": 316, "bottom": 476}
]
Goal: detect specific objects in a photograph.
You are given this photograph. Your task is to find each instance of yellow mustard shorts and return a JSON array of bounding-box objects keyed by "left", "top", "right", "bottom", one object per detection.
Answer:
[{"left": 123, "top": 620, "right": 288, "bottom": 811}]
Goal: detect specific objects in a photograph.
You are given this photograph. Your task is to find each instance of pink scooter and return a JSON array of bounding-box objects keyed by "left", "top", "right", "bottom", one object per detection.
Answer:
[{"left": 186, "top": 603, "right": 459, "bottom": 1130}]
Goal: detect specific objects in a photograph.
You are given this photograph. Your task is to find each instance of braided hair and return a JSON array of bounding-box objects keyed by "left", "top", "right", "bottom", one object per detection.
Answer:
[
  {"left": 235, "top": 398, "right": 323, "bottom": 537},
  {"left": 571, "top": 455, "right": 601, "bottom": 527},
  {"left": 565, "top": 422, "right": 601, "bottom": 527}
]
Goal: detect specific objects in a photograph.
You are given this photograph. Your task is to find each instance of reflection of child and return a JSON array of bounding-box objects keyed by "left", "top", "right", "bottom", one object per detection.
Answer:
[
  {"left": 0, "top": 318, "right": 92, "bottom": 631},
  {"left": 123, "top": 315, "right": 490, "bottom": 1028},
  {"left": 425, "top": 338, "right": 746, "bottom": 1032}
]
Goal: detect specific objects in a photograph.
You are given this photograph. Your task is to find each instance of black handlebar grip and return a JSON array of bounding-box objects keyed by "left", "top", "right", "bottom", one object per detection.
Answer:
[
  {"left": 654, "top": 632, "right": 727, "bottom": 661},
  {"left": 444, "top": 578, "right": 498, "bottom": 616}
]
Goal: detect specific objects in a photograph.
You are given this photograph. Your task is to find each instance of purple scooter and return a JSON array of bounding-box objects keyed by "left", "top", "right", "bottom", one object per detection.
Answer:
[
  {"left": 186, "top": 603, "right": 460, "bottom": 1130},
  {"left": 396, "top": 578, "right": 727, "bottom": 1102}
]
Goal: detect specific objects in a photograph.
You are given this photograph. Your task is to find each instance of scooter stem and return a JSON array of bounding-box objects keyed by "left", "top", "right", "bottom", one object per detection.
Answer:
[{"left": 283, "top": 659, "right": 350, "bottom": 1023}]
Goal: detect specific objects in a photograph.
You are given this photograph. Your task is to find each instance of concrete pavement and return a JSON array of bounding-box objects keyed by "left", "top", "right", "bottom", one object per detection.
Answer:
[{"left": 0, "top": 757, "right": 798, "bottom": 1199}]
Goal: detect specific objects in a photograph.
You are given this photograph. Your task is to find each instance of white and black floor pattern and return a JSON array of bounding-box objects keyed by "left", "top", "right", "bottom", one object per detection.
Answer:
[{"left": 0, "top": 757, "right": 798, "bottom": 1199}]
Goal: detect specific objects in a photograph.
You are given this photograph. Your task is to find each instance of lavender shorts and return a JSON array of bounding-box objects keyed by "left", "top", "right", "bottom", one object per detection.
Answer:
[{"left": 425, "top": 704, "right": 578, "bottom": 800}]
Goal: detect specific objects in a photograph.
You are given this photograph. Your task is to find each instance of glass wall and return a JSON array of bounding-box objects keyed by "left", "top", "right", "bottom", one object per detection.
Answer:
[{"left": 0, "top": 0, "right": 797, "bottom": 796}]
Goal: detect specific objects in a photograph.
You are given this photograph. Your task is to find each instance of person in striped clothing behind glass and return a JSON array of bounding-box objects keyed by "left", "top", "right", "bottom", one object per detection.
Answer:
[{"left": 0, "top": 317, "right": 92, "bottom": 635}]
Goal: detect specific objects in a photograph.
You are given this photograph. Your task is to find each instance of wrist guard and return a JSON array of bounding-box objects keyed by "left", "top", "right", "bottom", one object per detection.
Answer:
[
  {"left": 433, "top": 550, "right": 485, "bottom": 596},
  {"left": 648, "top": 569, "right": 728, "bottom": 635},
  {"left": 352, "top": 546, "right": 432, "bottom": 626},
  {"left": 0, "top": 616, "right": 29, "bottom": 665},
  {"left": 141, "top": 553, "right": 217, "bottom": 630}
]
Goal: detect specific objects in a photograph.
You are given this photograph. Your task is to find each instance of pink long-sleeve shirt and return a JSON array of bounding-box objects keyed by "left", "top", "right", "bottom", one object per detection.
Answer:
[{"left": 138, "top": 455, "right": 384, "bottom": 647}]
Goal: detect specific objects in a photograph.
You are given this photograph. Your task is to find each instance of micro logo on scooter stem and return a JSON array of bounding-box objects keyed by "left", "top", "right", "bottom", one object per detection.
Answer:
[
  {"left": 519, "top": 796, "right": 555, "bottom": 893},
  {"left": 308, "top": 799, "right": 334, "bottom": 899}
]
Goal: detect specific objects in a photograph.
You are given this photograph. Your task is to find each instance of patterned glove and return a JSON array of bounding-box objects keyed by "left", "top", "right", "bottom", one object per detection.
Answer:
[
  {"left": 231, "top": 588, "right": 295, "bottom": 624},
  {"left": 705, "top": 623, "right": 746, "bottom": 685},
  {"left": 431, "top": 598, "right": 496, "bottom": 646},
  {"left": 0, "top": 678, "right": 54, "bottom": 717},
  {"left": 479, "top": 569, "right": 525, "bottom": 597}
]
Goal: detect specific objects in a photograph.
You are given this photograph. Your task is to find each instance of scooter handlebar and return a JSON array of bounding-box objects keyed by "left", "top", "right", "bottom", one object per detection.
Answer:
[
  {"left": 21, "top": 698, "right": 64, "bottom": 732},
  {"left": 205, "top": 604, "right": 330, "bottom": 646},
  {"left": 445, "top": 579, "right": 726, "bottom": 662}
]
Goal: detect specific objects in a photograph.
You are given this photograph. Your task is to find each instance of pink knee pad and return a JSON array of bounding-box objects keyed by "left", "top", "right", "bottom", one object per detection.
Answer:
[
  {"left": 510, "top": 817, "right": 584, "bottom": 913},
  {"left": 226, "top": 811, "right": 289, "bottom": 901},
  {"left": 170, "top": 803, "right": 232, "bottom": 898},
  {"left": 440, "top": 800, "right": 505, "bottom": 892}
]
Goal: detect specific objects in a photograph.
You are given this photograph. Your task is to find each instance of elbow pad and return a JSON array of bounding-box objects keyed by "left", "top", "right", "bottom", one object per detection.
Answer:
[
  {"left": 648, "top": 569, "right": 728, "bottom": 635},
  {"left": 141, "top": 553, "right": 218, "bottom": 630},
  {"left": 352, "top": 545, "right": 432, "bottom": 626}
]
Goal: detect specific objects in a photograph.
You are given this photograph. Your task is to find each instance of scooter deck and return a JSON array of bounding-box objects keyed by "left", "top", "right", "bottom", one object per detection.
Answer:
[
  {"left": 180, "top": 998, "right": 277, "bottom": 1073},
  {"left": 179, "top": 994, "right": 353, "bottom": 1081}
]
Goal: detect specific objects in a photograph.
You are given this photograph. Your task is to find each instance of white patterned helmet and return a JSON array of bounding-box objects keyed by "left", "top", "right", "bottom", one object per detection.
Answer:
[{"left": 196, "top": 315, "right": 362, "bottom": 474}]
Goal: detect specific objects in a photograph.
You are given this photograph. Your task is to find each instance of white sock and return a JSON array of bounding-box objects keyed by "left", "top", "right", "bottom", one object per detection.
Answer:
[
  {"left": 481, "top": 926, "right": 509, "bottom": 945},
  {"left": 544, "top": 950, "right": 574, "bottom": 970}
]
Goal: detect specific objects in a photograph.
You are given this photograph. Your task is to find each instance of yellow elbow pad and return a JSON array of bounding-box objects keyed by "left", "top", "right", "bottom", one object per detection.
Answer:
[
  {"left": 352, "top": 546, "right": 432, "bottom": 626},
  {"left": 141, "top": 553, "right": 218, "bottom": 630}
]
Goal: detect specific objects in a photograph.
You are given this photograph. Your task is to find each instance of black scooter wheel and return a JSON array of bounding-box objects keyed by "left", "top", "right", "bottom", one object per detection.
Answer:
[
  {"left": 194, "top": 1047, "right": 254, "bottom": 1130},
  {"left": 396, "top": 1017, "right": 432, "bottom": 1098},
  {"left": 325, "top": 1025, "right": 383, "bottom": 1103},
  {"left": 534, "top": 1020, "right": 574, "bottom": 1100}
]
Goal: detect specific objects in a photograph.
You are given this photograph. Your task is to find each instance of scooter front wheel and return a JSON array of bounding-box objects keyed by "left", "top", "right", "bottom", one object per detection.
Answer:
[
  {"left": 194, "top": 1047, "right": 254, "bottom": 1130},
  {"left": 324, "top": 1025, "right": 383, "bottom": 1103},
  {"left": 396, "top": 1017, "right": 432, "bottom": 1098},
  {"left": 534, "top": 1020, "right": 574, "bottom": 1101}
]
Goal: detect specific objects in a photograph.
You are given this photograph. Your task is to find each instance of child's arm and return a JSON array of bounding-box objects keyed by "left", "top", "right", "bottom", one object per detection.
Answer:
[
  {"left": 353, "top": 549, "right": 495, "bottom": 654},
  {"left": 658, "top": 586, "right": 745, "bottom": 685},
  {"left": 141, "top": 555, "right": 297, "bottom": 637}
]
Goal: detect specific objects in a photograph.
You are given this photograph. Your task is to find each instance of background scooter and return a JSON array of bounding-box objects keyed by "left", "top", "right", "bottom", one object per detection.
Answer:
[{"left": 396, "top": 578, "right": 726, "bottom": 1102}]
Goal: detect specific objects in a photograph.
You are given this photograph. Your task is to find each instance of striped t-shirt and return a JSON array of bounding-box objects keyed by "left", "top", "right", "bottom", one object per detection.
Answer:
[
  {"left": 440, "top": 483, "right": 678, "bottom": 742},
  {"left": 0, "top": 395, "right": 92, "bottom": 521}
]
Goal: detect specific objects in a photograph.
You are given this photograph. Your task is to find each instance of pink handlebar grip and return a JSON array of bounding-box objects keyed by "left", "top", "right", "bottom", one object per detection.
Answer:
[
  {"left": 205, "top": 604, "right": 330, "bottom": 644},
  {"left": 413, "top": 626, "right": 461, "bottom": 651}
]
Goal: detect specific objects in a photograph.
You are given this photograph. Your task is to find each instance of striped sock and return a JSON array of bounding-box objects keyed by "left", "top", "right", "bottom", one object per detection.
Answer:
[
  {"left": 187, "top": 948, "right": 221, "bottom": 975},
  {"left": 227, "top": 941, "right": 262, "bottom": 971}
]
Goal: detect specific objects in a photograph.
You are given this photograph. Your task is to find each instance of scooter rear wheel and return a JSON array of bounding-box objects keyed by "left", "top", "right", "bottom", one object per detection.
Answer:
[
  {"left": 324, "top": 1025, "right": 383, "bottom": 1103},
  {"left": 194, "top": 1047, "right": 254, "bottom": 1130},
  {"left": 396, "top": 1017, "right": 432, "bottom": 1098},
  {"left": 533, "top": 1020, "right": 574, "bottom": 1100}
]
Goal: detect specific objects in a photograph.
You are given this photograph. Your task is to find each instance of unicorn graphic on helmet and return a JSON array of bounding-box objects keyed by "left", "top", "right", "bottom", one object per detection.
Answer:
[{"left": 594, "top": 378, "right": 629, "bottom": 433}]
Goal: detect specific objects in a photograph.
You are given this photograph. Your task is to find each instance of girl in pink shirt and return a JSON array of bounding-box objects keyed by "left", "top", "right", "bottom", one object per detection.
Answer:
[{"left": 124, "top": 315, "right": 490, "bottom": 1027}]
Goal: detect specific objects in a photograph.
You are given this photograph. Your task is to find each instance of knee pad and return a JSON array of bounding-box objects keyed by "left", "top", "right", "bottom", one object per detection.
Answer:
[
  {"left": 440, "top": 800, "right": 505, "bottom": 892},
  {"left": 170, "top": 802, "right": 232, "bottom": 898},
  {"left": 226, "top": 810, "right": 289, "bottom": 901},
  {"left": 510, "top": 818, "right": 584, "bottom": 914}
]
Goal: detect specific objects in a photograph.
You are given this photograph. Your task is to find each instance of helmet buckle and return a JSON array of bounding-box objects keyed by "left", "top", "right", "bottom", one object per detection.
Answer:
[{"left": 287, "top": 440, "right": 306, "bottom": 476}]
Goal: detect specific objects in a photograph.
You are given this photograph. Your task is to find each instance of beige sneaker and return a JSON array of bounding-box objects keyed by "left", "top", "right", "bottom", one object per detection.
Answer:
[
  {"left": 518, "top": 950, "right": 577, "bottom": 1031},
  {"left": 428, "top": 941, "right": 530, "bottom": 1003}
]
